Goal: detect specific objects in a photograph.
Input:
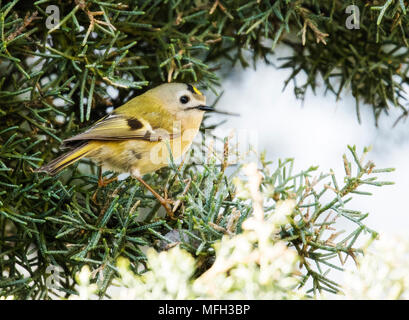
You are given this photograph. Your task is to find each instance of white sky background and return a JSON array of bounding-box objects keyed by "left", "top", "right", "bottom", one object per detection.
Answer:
[
  {"left": 209, "top": 48, "right": 409, "bottom": 239},
  {"left": 110, "top": 46, "right": 408, "bottom": 296}
]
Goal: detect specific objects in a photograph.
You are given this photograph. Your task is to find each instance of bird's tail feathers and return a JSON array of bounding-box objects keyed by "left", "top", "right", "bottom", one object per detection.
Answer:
[{"left": 35, "top": 143, "right": 95, "bottom": 176}]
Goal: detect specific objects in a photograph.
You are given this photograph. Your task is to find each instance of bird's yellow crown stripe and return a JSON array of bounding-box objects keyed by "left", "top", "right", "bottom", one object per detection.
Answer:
[{"left": 192, "top": 86, "right": 202, "bottom": 96}]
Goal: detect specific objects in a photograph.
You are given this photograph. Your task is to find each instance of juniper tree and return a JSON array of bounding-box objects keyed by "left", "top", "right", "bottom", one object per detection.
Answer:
[{"left": 0, "top": 0, "right": 398, "bottom": 299}]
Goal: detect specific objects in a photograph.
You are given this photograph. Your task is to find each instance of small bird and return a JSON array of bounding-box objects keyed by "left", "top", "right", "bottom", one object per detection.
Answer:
[{"left": 36, "top": 83, "right": 213, "bottom": 215}]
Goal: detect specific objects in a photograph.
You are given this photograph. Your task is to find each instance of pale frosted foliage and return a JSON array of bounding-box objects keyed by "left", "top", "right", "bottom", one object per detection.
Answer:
[
  {"left": 113, "top": 247, "right": 196, "bottom": 299},
  {"left": 343, "top": 235, "right": 409, "bottom": 300},
  {"left": 64, "top": 163, "right": 409, "bottom": 300},
  {"left": 69, "top": 266, "right": 98, "bottom": 300},
  {"left": 268, "top": 199, "right": 296, "bottom": 226},
  {"left": 69, "top": 162, "right": 304, "bottom": 300},
  {"left": 193, "top": 235, "right": 301, "bottom": 299},
  {"left": 67, "top": 163, "right": 409, "bottom": 300},
  {"left": 68, "top": 198, "right": 302, "bottom": 299},
  {"left": 194, "top": 162, "right": 301, "bottom": 299},
  {"left": 69, "top": 232, "right": 301, "bottom": 299}
]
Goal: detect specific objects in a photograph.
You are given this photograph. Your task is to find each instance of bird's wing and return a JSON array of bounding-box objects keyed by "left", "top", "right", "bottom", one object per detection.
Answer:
[{"left": 63, "top": 99, "right": 177, "bottom": 146}]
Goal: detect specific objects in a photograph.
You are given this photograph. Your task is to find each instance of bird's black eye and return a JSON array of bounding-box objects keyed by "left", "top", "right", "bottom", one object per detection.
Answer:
[{"left": 180, "top": 95, "right": 190, "bottom": 104}]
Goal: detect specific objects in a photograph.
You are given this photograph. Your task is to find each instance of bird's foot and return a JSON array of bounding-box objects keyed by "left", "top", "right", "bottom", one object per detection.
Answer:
[
  {"left": 165, "top": 178, "right": 191, "bottom": 216},
  {"left": 157, "top": 194, "right": 177, "bottom": 220},
  {"left": 135, "top": 176, "right": 179, "bottom": 219},
  {"left": 98, "top": 176, "right": 118, "bottom": 188},
  {"left": 92, "top": 174, "right": 118, "bottom": 204}
]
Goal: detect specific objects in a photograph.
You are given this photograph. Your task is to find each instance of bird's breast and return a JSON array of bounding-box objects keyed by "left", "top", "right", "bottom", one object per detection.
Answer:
[{"left": 88, "top": 114, "right": 202, "bottom": 175}]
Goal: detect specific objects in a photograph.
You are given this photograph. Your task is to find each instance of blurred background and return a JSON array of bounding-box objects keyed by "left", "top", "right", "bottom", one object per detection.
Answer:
[
  {"left": 207, "top": 47, "right": 409, "bottom": 291},
  {"left": 211, "top": 47, "right": 408, "bottom": 238}
]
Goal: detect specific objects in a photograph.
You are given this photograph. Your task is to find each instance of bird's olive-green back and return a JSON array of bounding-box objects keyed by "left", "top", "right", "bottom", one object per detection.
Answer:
[{"left": 63, "top": 94, "right": 176, "bottom": 144}]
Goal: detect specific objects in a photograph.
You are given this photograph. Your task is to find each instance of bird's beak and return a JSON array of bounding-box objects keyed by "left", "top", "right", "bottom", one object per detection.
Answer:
[
  {"left": 196, "top": 105, "right": 214, "bottom": 111},
  {"left": 189, "top": 105, "right": 240, "bottom": 116}
]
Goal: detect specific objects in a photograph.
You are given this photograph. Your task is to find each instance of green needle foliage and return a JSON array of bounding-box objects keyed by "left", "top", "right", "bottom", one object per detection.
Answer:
[{"left": 0, "top": 0, "right": 396, "bottom": 299}]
